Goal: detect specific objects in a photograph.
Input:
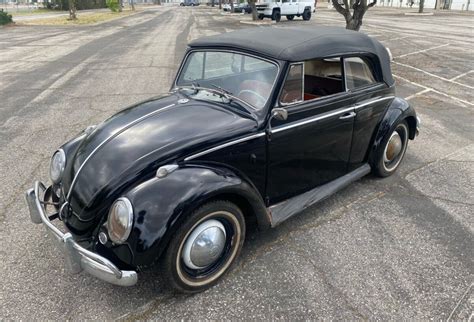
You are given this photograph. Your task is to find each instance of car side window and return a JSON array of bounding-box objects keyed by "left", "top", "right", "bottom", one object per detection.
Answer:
[
  {"left": 280, "top": 63, "right": 303, "bottom": 105},
  {"left": 344, "top": 57, "right": 377, "bottom": 90},
  {"left": 181, "top": 52, "right": 204, "bottom": 81},
  {"left": 303, "top": 57, "right": 344, "bottom": 101}
]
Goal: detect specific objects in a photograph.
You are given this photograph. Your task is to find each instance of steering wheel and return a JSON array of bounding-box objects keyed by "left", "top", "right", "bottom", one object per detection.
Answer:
[{"left": 237, "top": 89, "right": 267, "bottom": 107}]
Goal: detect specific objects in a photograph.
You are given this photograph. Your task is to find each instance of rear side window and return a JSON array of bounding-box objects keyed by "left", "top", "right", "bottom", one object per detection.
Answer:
[{"left": 344, "top": 57, "right": 376, "bottom": 90}]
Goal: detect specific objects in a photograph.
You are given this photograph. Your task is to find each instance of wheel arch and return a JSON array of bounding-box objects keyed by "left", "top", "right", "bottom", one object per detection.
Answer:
[
  {"left": 121, "top": 164, "right": 270, "bottom": 270},
  {"left": 368, "top": 97, "right": 417, "bottom": 165}
]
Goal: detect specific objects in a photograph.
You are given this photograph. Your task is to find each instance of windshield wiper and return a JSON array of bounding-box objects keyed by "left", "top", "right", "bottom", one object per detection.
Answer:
[{"left": 210, "top": 84, "right": 233, "bottom": 97}]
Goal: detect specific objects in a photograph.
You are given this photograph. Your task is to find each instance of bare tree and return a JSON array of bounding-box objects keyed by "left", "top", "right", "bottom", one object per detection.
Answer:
[
  {"left": 68, "top": 0, "right": 77, "bottom": 20},
  {"left": 332, "top": 0, "right": 377, "bottom": 31},
  {"left": 248, "top": 0, "right": 258, "bottom": 19}
]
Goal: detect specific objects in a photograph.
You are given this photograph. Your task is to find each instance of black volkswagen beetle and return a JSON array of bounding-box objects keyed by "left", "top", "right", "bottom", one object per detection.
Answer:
[{"left": 26, "top": 27, "right": 419, "bottom": 293}]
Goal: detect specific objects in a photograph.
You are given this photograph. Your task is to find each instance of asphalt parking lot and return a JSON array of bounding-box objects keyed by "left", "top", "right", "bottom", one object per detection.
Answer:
[{"left": 0, "top": 6, "right": 473, "bottom": 320}]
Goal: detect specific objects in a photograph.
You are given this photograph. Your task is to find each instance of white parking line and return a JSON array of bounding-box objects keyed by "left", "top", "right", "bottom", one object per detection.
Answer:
[
  {"left": 393, "top": 61, "right": 474, "bottom": 90},
  {"left": 379, "top": 35, "right": 413, "bottom": 43},
  {"left": 394, "top": 74, "right": 474, "bottom": 107},
  {"left": 395, "top": 43, "right": 450, "bottom": 58},
  {"left": 405, "top": 88, "right": 431, "bottom": 101},
  {"left": 450, "top": 70, "right": 474, "bottom": 81}
]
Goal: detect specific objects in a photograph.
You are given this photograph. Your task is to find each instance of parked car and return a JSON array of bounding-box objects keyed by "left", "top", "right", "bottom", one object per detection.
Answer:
[
  {"left": 222, "top": 2, "right": 239, "bottom": 11},
  {"left": 26, "top": 26, "right": 419, "bottom": 293},
  {"left": 180, "top": 0, "right": 200, "bottom": 6},
  {"left": 256, "top": 0, "right": 313, "bottom": 21},
  {"left": 234, "top": 3, "right": 253, "bottom": 13}
]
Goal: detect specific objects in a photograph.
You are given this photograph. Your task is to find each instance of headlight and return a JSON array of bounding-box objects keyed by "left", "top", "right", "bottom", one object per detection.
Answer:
[
  {"left": 49, "top": 149, "right": 66, "bottom": 184},
  {"left": 107, "top": 197, "right": 134, "bottom": 244}
]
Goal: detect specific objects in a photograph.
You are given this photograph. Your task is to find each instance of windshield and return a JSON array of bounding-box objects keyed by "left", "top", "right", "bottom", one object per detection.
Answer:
[{"left": 176, "top": 51, "right": 279, "bottom": 110}]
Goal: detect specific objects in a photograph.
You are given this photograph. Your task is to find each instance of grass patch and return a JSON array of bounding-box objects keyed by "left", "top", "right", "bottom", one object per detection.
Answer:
[
  {"left": 19, "top": 10, "right": 135, "bottom": 25},
  {"left": 9, "top": 9, "right": 54, "bottom": 17}
]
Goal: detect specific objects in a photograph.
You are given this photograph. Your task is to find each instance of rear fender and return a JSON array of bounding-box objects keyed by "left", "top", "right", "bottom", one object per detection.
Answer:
[{"left": 368, "top": 97, "right": 417, "bottom": 164}]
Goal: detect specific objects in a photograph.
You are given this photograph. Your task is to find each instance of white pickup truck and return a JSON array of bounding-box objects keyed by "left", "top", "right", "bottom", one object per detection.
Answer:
[{"left": 256, "top": 0, "right": 314, "bottom": 22}]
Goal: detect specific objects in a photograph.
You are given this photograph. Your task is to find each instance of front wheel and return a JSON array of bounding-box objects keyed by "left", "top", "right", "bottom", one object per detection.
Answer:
[
  {"left": 160, "top": 201, "right": 246, "bottom": 293},
  {"left": 372, "top": 120, "right": 409, "bottom": 177},
  {"left": 302, "top": 9, "right": 311, "bottom": 20},
  {"left": 272, "top": 10, "right": 281, "bottom": 22},
  {"left": 258, "top": 14, "right": 264, "bottom": 19}
]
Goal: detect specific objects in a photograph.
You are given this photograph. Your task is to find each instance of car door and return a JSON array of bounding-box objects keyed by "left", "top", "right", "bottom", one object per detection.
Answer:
[
  {"left": 266, "top": 62, "right": 356, "bottom": 204},
  {"left": 280, "top": 0, "right": 291, "bottom": 14},
  {"left": 288, "top": 0, "right": 299, "bottom": 14}
]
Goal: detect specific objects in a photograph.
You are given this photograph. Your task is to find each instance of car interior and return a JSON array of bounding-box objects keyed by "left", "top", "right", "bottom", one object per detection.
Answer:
[
  {"left": 280, "top": 57, "right": 378, "bottom": 105},
  {"left": 280, "top": 58, "right": 345, "bottom": 104}
]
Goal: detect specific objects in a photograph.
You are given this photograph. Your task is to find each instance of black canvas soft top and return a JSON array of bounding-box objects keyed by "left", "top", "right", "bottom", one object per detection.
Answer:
[{"left": 189, "top": 26, "right": 394, "bottom": 85}]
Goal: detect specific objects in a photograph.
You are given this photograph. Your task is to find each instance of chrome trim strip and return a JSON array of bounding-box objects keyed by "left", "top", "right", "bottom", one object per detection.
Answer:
[
  {"left": 184, "top": 96, "right": 396, "bottom": 161},
  {"left": 184, "top": 132, "right": 266, "bottom": 161},
  {"left": 354, "top": 96, "right": 395, "bottom": 110},
  {"left": 67, "top": 104, "right": 175, "bottom": 199},
  {"left": 272, "top": 106, "right": 354, "bottom": 134}
]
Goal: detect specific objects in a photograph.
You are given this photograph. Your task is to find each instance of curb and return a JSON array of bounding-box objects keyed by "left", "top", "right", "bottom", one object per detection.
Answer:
[
  {"left": 239, "top": 20, "right": 275, "bottom": 25},
  {"left": 404, "top": 12, "right": 434, "bottom": 15}
]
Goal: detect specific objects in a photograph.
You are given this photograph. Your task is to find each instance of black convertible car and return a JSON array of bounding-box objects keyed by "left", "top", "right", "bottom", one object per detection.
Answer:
[{"left": 26, "top": 27, "right": 419, "bottom": 293}]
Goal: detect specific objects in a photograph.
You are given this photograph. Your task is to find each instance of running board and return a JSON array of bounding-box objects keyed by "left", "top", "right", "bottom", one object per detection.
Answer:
[{"left": 269, "top": 164, "right": 371, "bottom": 227}]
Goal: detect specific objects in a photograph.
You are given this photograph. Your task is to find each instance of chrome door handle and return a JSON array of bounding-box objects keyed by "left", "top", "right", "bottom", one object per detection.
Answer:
[{"left": 339, "top": 111, "right": 356, "bottom": 120}]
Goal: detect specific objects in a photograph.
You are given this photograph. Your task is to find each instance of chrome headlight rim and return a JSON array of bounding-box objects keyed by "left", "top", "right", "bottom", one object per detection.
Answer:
[
  {"left": 107, "top": 197, "right": 134, "bottom": 244},
  {"left": 50, "top": 149, "right": 66, "bottom": 184}
]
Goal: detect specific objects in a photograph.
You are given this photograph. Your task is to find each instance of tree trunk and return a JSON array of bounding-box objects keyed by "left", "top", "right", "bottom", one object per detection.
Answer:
[
  {"left": 418, "top": 0, "right": 424, "bottom": 12},
  {"left": 118, "top": 0, "right": 123, "bottom": 12},
  {"left": 332, "top": 0, "right": 376, "bottom": 31},
  {"left": 248, "top": 0, "right": 258, "bottom": 19},
  {"left": 68, "top": 0, "right": 77, "bottom": 19},
  {"left": 219, "top": 0, "right": 222, "bottom": 9},
  {"left": 131, "top": 0, "right": 135, "bottom": 10},
  {"left": 230, "top": 0, "right": 234, "bottom": 11}
]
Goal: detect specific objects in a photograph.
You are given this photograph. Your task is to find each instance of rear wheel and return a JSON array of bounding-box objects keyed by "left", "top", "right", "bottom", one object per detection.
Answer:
[
  {"left": 286, "top": 15, "right": 295, "bottom": 20},
  {"left": 160, "top": 201, "right": 246, "bottom": 293},
  {"left": 272, "top": 10, "right": 281, "bottom": 22},
  {"left": 373, "top": 120, "right": 409, "bottom": 177},
  {"left": 302, "top": 9, "right": 311, "bottom": 20}
]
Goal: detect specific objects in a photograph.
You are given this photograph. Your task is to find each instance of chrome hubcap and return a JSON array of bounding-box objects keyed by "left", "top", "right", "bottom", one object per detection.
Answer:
[
  {"left": 182, "top": 219, "right": 226, "bottom": 270},
  {"left": 384, "top": 131, "right": 402, "bottom": 163}
]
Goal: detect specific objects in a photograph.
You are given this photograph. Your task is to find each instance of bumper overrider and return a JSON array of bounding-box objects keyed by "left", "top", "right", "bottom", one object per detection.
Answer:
[{"left": 25, "top": 181, "right": 137, "bottom": 287}]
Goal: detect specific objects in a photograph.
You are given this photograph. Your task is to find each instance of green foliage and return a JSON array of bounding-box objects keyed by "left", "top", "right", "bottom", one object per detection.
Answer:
[
  {"left": 106, "top": 0, "right": 120, "bottom": 12},
  {"left": 0, "top": 10, "right": 13, "bottom": 25},
  {"left": 47, "top": 0, "right": 107, "bottom": 10}
]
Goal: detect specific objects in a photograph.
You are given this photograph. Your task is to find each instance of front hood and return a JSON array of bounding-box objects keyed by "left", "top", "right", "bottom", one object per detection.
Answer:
[{"left": 64, "top": 92, "right": 257, "bottom": 223}]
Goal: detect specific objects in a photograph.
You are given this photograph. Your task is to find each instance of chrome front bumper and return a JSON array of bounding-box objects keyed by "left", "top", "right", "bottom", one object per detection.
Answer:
[{"left": 25, "top": 181, "right": 137, "bottom": 287}]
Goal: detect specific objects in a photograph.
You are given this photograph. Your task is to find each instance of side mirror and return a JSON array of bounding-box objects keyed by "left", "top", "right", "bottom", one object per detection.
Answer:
[
  {"left": 267, "top": 108, "right": 288, "bottom": 134},
  {"left": 271, "top": 108, "right": 288, "bottom": 121}
]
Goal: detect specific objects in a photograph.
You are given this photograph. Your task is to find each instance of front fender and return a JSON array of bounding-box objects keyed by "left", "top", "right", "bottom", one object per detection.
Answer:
[
  {"left": 122, "top": 164, "right": 269, "bottom": 269},
  {"left": 368, "top": 97, "right": 417, "bottom": 164}
]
